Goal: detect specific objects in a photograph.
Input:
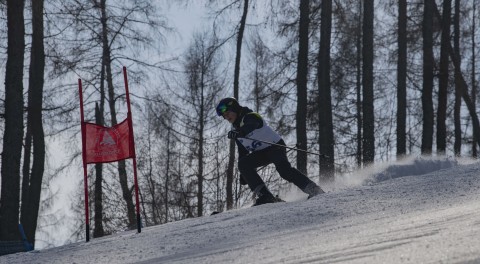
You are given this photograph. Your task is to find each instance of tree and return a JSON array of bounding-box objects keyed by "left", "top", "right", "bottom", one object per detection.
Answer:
[
  {"left": 0, "top": 0, "right": 25, "bottom": 241},
  {"left": 144, "top": 98, "right": 184, "bottom": 224},
  {"left": 182, "top": 31, "right": 223, "bottom": 216},
  {"left": 396, "top": 0, "right": 407, "bottom": 158},
  {"left": 296, "top": 0, "right": 309, "bottom": 175},
  {"left": 437, "top": 0, "right": 451, "bottom": 154},
  {"left": 432, "top": 2, "right": 480, "bottom": 152},
  {"left": 227, "top": 0, "right": 249, "bottom": 210},
  {"left": 98, "top": 0, "right": 136, "bottom": 229},
  {"left": 468, "top": 0, "right": 477, "bottom": 157},
  {"left": 362, "top": 0, "right": 375, "bottom": 164},
  {"left": 421, "top": 0, "right": 434, "bottom": 155},
  {"left": 317, "top": 0, "right": 334, "bottom": 180},
  {"left": 355, "top": 1, "right": 363, "bottom": 166},
  {"left": 93, "top": 103, "right": 105, "bottom": 238},
  {"left": 20, "top": 0, "right": 46, "bottom": 247},
  {"left": 318, "top": 0, "right": 363, "bottom": 169},
  {"left": 247, "top": 33, "right": 274, "bottom": 115},
  {"left": 453, "top": 0, "right": 462, "bottom": 156}
]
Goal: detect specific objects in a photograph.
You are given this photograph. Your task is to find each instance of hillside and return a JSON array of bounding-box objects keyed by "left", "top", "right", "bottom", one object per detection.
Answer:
[{"left": 2, "top": 158, "right": 480, "bottom": 264}]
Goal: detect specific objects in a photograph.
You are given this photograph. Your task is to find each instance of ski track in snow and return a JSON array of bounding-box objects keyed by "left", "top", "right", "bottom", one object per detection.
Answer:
[{"left": 2, "top": 158, "right": 480, "bottom": 264}]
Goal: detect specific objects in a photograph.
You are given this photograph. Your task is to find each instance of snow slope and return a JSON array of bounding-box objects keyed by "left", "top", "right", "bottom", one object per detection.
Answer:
[{"left": 2, "top": 158, "right": 480, "bottom": 264}]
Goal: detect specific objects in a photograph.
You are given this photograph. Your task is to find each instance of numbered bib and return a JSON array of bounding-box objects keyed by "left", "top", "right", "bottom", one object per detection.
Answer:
[{"left": 238, "top": 113, "right": 281, "bottom": 152}]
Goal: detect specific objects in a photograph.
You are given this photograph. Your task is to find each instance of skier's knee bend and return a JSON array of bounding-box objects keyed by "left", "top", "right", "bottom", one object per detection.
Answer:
[
  {"left": 278, "top": 171, "right": 295, "bottom": 182},
  {"left": 237, "top": 157, "right": 252, "bottom": 173},
  {"left": 275, "top": 163, "right": 295, "bottom": 182}
]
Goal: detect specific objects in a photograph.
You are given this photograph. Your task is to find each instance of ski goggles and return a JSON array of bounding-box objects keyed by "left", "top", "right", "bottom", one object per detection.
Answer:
[{"left": 216, "top": 104, "right": 228, "bottom": 116}]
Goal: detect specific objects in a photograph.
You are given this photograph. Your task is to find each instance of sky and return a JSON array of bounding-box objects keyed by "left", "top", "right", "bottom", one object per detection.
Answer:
[
  {"left": 3, "top": 156, "right": 480, "bottom": 263},
  {"left": 160, "top": 1, "right": 210, "bottom": 57}
]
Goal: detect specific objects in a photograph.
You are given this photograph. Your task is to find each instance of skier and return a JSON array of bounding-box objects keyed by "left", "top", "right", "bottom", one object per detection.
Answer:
[{"left": 216, "top": 97, "right": 325, "bottom": 206}]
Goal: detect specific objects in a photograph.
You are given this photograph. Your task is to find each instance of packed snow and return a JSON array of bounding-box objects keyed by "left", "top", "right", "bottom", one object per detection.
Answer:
[{"left": 2, "top": 157, "right": 480, "bottom": 264}]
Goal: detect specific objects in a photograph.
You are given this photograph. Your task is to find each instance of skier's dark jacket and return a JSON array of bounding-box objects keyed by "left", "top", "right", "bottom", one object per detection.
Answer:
[{"left": 232, "top": 107, "right": 285, "bottom": 158}]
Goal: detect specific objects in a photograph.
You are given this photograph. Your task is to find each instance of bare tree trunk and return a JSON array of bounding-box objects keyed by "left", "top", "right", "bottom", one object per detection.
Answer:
[
  {"left": 421, "top": 0, "right": 435, "bottom": 155},
  {"left": 469, "top": 1, "right": 477, "bottom": 157},
  {"left": 318, "top": 0, "right": 334, "bottom": 180},
  {"left": 142, "top": 119, "right": 156, "bottom": 226},
  {"left": 356, "top": 1, "right": 363, "bottom": 167},
  {"left": 296, "top": 0, "right": 309, "bottom": 175},
  {"left": 228, "top": 0, "right": 248, "bottom": 210},
  {"left": 453, "top": 0, "right": 462, "bottom": 156},
  {"left": 0, "top": 0, "right": 25, "bottom": 242},
  {"left": 433, "top": 2, "right": 480, "bottom": 151},
  {"left": 226, "top": 140, "right": 236, "bottom": 209},
  {"left": 362, "top": 0, "right": 375, "bottom": 164},
  {"left": 100, "top": 0, "right": 136, "bottom": 228},
  {"left": 19, "top": 0, "right": 46, "bottom": 247},
  {"left": 93, "top": 103, "right": 105, "bottom": 238},
  {"left": 93, "top": 38, "right": 107, "bottom": 236},
  {"left": 197, "top": 87, "right": 205, "bottom": 217},
  {"left": 164, "top": 129, "right": 171, "bottom": 222},
  {"left": 21, "top": 129, "right": 32, "bottom": 238},
  {"left": 396, "top": 0, "right": 407, "bottom": 158},
  {"left": 437, "top": 0, "right": 451, "bottom": 154},
  {"left": 93, "top": 24, "right": 108, "bottom": 235}
]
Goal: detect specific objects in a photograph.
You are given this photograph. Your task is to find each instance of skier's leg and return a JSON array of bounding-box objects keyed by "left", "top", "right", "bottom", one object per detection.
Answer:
[
  {"left": 238, "top": 153, "right": 276, "bottom": 203},
  {"left": 238, "top": 152, "right": 267, "bottom": 190},
  {"left": 269, "top": 147, "right": 312, "bottom": 189},
  {"left": 269, "top": 147, "right": 324, "bottom": 197}
]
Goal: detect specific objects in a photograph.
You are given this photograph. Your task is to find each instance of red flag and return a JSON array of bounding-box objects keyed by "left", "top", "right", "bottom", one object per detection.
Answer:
[{"left": 83, "top": 118, "right": 133, "bottom": 164}]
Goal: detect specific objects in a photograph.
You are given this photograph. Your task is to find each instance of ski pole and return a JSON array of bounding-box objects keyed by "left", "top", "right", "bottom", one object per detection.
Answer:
[{"left": 242, "top": 136, "right": 330, "bottom": 158}]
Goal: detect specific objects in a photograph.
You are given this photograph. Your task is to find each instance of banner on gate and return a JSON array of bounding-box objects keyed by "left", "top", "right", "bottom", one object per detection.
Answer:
[{"left": 83, "top": 118, "right": 133, "bottom": 164}]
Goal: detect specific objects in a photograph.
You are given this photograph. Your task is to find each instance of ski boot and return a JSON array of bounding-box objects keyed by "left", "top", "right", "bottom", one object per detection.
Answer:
[
  {"left": 252, "top": 185, "right": 278, "bottom": 206},
  {"left": 303, "top": 182, "right": 325, "bottom": 199}
]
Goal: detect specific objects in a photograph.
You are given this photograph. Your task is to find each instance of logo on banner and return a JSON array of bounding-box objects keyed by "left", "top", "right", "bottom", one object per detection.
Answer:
[
  {"left": 95, "top": 129, "right": 120, "bottom": 157},
  {"left": 100, "top": 130, "right": 117, "bottom": 146},
  {"left": 84, "top": 119, "right": 131, "bottom": 164}
]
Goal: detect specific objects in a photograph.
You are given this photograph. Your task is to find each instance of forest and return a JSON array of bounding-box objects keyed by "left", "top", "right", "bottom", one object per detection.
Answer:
[{"left": 0, "top": 0, "right": 479, "bottom": 248}]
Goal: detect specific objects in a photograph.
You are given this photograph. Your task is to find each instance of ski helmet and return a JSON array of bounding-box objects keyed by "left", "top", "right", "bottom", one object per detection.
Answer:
[{"left": 216, "top": 97, "right": 240, "bottom": 116}]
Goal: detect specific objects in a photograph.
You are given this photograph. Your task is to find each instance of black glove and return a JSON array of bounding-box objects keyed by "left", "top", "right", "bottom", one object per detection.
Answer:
[
  {"left": 239, "top": 174, "right": 247, "bottom": 185},
  {"left": 227, "top": 130, "right": 242, "bottom": 139}
]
